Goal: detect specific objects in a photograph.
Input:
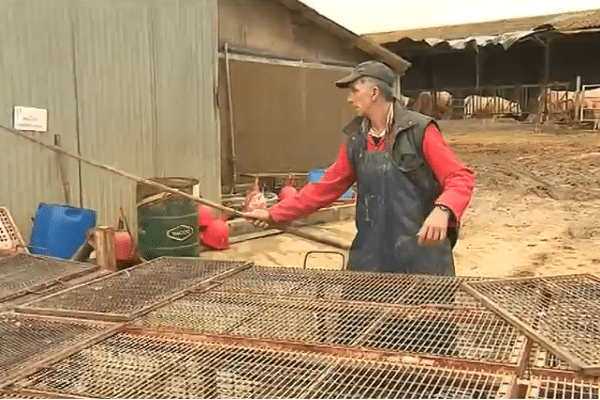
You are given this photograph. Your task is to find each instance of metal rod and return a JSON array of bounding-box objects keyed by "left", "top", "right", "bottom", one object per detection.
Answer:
[
  {"left": 224, "top": 43, "right": 238, "bottom": 193},
  {"left": 0, "top": 123, "right": 351, "bottom": 251},
  {"left": 218, "top": 44, "right": 355, "bottom": 70}
]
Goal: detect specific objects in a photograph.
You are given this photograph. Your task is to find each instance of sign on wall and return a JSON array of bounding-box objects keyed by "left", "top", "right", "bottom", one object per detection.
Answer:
[{"left": 13, "top": 106, "right": 48, "bottom": 132}]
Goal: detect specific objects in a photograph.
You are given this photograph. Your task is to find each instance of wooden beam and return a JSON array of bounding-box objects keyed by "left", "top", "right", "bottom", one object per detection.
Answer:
[
  {"left": 277, "top": 0, "right": 411, "bottom": 74},
  {"left": 544, "top": 37, "right": 552, "bottom": 85},
  {"left": 95, "top": 226, "right": 116, "bottom": 273},
  {"left": 218, "top": 51, "right": 354, "bottom": 71}
]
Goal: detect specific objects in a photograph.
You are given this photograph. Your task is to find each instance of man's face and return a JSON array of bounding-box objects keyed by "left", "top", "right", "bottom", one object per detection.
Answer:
[{"left": 347, "top": 78, "right": 377, "bottom": 116}]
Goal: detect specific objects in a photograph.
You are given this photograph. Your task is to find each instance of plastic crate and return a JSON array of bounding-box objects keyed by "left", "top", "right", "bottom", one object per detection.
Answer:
[{"left": 0, "top": 207, "right": 27, "bottom": 255}]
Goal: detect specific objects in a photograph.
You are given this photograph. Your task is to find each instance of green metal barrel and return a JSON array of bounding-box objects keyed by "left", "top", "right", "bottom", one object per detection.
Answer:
[{"left": 136, "top": 177, "right": 199, "bottom": 260}]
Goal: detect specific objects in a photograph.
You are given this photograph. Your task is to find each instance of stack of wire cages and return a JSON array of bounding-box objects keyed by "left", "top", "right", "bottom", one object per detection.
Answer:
[
  {"left": 462, "top": 274, "right": 600, "bottom": 399},
  {"left": 14, "top": 258, "right": 253, "bottom": 321},
  {"left": 0, "top": 253, "right": 104, "bottom": 312},
  {"left": 3, "top": 260, "right": 600, "bottom": 398}
]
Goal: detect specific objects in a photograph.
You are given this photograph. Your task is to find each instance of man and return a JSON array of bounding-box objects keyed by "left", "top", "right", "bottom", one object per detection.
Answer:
[{"left": 244, "top": 61, "right": 474, "bottom": 276}]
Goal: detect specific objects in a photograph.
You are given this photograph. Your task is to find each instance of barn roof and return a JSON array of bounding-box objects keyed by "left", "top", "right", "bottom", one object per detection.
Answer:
[
  {"left": 281, "top": 0, "right": 411, "bottom": 73},
  {"left": 364, "top": 8, "right": 600, "bottom": 50}
]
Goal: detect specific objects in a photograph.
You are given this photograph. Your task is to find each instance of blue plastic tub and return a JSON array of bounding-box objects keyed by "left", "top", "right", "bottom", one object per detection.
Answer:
[
  {"left": 29, "top": 203, "right": 97, "bottom": 259},
  {"left": 308, "top": 169, "right": 353, "bottom": 200}
]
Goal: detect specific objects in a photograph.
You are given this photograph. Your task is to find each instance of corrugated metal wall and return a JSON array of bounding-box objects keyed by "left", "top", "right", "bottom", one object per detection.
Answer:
[
  {"left": 0, "top": 0, "right": 218, "bottom": 240},
  {"left": 219, "top": 60, "right": 356, "bottom": 184}
]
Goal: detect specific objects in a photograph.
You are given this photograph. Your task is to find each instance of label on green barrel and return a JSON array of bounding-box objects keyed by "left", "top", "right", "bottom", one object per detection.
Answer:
[{"left": 167, "top": 225, "right": 194, "bottom": 242}]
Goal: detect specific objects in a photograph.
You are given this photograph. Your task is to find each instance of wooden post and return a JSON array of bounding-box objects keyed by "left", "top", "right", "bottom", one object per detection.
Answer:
[
  {"left": 543, "top": 37, "right": 552, "bottom": 86},
  {"left": 95, "top": 226, "right": 117, "bottom": 272},
  {"left": 475, "top": 50, "right": 481, "bottom": 89}
]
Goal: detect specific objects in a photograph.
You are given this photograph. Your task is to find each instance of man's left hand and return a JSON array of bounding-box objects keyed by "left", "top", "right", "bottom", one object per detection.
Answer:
[{"left": 417, "top": 206, "right": 450, "bottom": 246}]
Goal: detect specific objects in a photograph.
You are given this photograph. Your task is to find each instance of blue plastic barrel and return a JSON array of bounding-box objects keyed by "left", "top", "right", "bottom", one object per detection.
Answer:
[
  {"left": 29, "top": 203, "right": 97, "bottom": 259},
  {"left": 308, "top": 169, "right": 353, "bottom": 200}
]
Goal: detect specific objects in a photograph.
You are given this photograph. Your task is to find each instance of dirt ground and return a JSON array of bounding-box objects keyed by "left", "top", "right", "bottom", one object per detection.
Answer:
[{"left": 203, "top": 120, "right": 600, "bottom": 278}]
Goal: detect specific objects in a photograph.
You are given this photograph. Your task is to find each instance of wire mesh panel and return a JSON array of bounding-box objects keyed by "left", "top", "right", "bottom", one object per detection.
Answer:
[
  {"left": 137, "top": 291, "right": 383, "bottom": 347},
  {"left": 216, "top": 266, "right": 484, "bottom": 308},
  {"left": 527, "top": 375, "right": 600, "bottom": 399},
  {"left": 0, "top": 390, "right": 39, "bottom": 399},
  {"left": 463, "top": 274, "right": 600, "bottom": 373},
  {"left": 0, "top": 254, "right": 99, "bottom": 303},
  {"left": 136, "top": 291, "right": 525, "bottom": 366},
  {"left": 0, "top": 270, "right": 109, "bottom": 314},
  {"left": 360, "top": 307, "right": 525, "bottom": 364},
  {"left": 302, "top": 361, "right": 515, "bottom": 399},
  {"left": 15, "top": 332, "right": 515, "bottom": 399},
  {"left": 0, "top": 313, "right": 116, "bottom": 387},
  {"left": 15, "top": 258, "right": 251, "bottom": 321},
  {"left": 0, "top": 389, "right": 76, "bottom": 399},
  {"left": 529, "top": 343, "right": 575, "bottom": 372}
]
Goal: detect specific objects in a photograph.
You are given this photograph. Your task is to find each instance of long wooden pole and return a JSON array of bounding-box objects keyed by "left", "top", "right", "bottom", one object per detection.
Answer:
[{"left": 0, "top": 124, "right": 351, "bottom": 251}]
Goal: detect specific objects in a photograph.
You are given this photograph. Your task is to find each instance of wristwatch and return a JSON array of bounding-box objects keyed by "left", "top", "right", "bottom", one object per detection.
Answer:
[{"left": 436, "top": 204, "right": 452, "bottom": 216}]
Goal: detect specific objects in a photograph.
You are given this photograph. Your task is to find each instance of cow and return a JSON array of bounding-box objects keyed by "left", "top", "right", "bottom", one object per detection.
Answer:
[
  {"left": 464, "top": 95, "right": 521, "bottom": 119},
  {"left": 412, "top": 91, "right": 453, "bottom": 119},
  {"left": 576, "top": 88, "right": 600, "bottom": 129}
]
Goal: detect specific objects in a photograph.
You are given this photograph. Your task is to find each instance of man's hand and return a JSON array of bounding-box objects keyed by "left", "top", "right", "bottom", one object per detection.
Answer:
[
  {"left": 417, "top": 206, "right": 450, "bottom": 246},
  {"left": 242, "top": 209, "right": 273, "bottom": 230}
]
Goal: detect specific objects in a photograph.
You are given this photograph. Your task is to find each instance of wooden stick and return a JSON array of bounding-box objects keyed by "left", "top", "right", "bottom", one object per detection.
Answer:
[
  {"left": 95, "top": 226, "right": 117, "bottom": 272},
  {"left": 0, "top": 123, "right": 352, "bottom": 251}
]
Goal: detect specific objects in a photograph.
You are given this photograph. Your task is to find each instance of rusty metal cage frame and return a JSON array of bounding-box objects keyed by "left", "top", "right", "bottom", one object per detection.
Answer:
[
  {"left": 0, "top": 254, "right": 100, "bottom": 304},
  {"left": 5, "top": 331, "right": 519, "bottom": 399},
  {"left": 527, "top": 374, "right": 600, "bottom": 399},
  {"left": 462, "top": 274, "right": 600, "bottom": 376},
  {"left": 3, "top": 262, "right": 600, "bottom": 398},
  {"left": 132, "top": 290, "right": 528, "bottom": 374},
  {"left": 214, "top": 265, "right": 487, "bottom": 309},
  {"left": 0, "top": 269, "right": 110, "bottom": 314},
  {"left": 14, "top": 258, "right": 253, "bottom": 322},
  {"left": 0, "top": 313, "right": 121, "bottom": 390}
]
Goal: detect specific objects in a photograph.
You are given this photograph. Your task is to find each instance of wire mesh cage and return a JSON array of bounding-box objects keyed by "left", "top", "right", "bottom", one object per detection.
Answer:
[
  {"left": 0, "top": 207, "right": 26, "bottom": 256},
  {"left": 0, "top": 269, "right": 109, "bottom": 314},
  {"left": 10, "top": 332, "right": 516, "bottom": 399},
  {"left": 529, "top": 343, "right": 576, "bottom": 373},
  {"left": 15, "top": 258, "right": 252, "bottom": 321},
  {"left": 463, "top": 274, "right": 600, "bottom": 374},
  {"left": 527, "top": 375, "right": 600, "bottom": 399},
  {"left": 135, "top": 291, "right": 526, "bottom": 367},
  {"left": 0, "top": 390, "right": 41, "bottom": 399},
  {"left": 0, "top": 254, "right": 99, "bottom": 304},
  {"left": 216, "top": 265, "right": 484, "bottom": 308},
  {"left": 0, "top": 313, "right": 117, "bottom": 387}
]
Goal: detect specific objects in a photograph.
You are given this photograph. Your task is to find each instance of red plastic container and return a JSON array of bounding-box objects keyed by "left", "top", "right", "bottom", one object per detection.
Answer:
[{"left": 115, "top": 230, "right": 136, "bottom": 261}]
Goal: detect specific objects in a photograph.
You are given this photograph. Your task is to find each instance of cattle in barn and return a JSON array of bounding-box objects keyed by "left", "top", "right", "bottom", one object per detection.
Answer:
[
  {"left": 464, "top": 95, "right": 522, "bottom": 119},
  {"left": 576, "top": 88, "right": 600, "bottom": 129},
  {"left": 412, "top": 91, "right": 453, "bottom": 119},
  {"left": 398, "top": 94, "right": 412, "bottom": 108},
  {"left": 537, "top": 89, "right": 577, "bottom": 122}
]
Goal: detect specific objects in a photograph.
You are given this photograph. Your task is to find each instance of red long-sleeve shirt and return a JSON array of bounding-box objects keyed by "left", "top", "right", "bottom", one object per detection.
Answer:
[{"left": 269, "top": 123, "right": 474, "bottom": 224}]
